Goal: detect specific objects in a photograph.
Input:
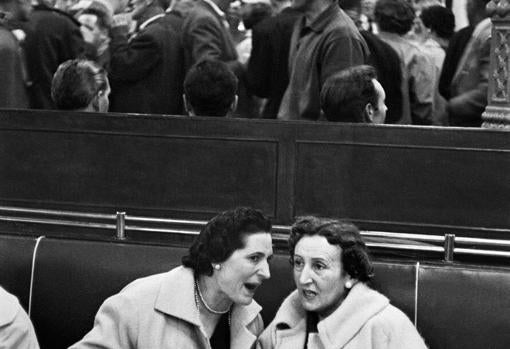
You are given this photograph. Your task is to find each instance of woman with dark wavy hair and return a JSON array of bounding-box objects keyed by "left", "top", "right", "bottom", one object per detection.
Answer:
[
  {"left": 258, "top": 217, "right": 427, "bottom": 349},
  {"left": 71, "top": 207, "right": 273, "bottom": 349}
]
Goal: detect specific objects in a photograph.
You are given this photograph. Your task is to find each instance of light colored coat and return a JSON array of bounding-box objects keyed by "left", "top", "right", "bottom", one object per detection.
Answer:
[
  {"left": 257, "top": 283, "right": 427, "bottom": 349},
  {"left": 69, "top": 266, "right": 264, "bottom": 349},
  {"left": 0, "top": 286, "right": 40, "bottom": 349}
]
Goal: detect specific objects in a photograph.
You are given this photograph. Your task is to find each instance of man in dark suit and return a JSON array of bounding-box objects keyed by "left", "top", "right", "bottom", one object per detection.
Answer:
[
  {"left": 246, "top": 3, "right": 301, "bottom": 119},
  {"left": 108, "top": 0, "right": 185, "bottom": 115},
  {"left": 181, "top": 0, "right": 241, "bottom": 76},
  {"left": 24, "top": 0, "right": 86, "bottom": 109}
]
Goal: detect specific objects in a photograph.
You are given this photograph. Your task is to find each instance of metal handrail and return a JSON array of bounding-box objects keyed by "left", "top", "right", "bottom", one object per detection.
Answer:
[
  {"left": 0, "top": 205, "right": 509, "bottom": 260},
  {"left": 0, "top": 206, "right": 115, "bottom": 219},
  {"left": 127, "top": 215, "right": 208, "bottom": 226}
]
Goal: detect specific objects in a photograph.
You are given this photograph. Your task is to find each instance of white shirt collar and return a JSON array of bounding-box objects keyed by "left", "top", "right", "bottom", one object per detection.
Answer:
[
  {"left": 202, "top": 0, "right": 225, "bottom": 18},
  {"left": 139, "top": 13, "right": 165, "bottom": 31}
]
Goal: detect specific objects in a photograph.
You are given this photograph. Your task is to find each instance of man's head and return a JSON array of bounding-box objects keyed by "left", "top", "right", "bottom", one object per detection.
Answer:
[
  {"left": 51, "top": 59, "right": 111, "bottom": 112},
  {"left": 0, "top": 0, "right": 32, "bottom": 21},
  {"left": 374, "top": 0, "right": 415, "bottom": 35},
  {"left": 183, "top": 59, "right": 238, "bottom": 117},
  {"left": 466, "top": 0, "right": 490, "bottom": 25},
  {"left": 78, "top": 6, "right": 111, "bottom": 50},
  {"left": 420, "top": 5, "right": 454, "bottom": 41},
  {"left": 320, "top": 65, "right": 387, "bottom": 124}
]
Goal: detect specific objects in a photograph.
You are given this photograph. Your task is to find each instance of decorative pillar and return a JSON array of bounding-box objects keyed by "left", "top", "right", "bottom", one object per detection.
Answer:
[{"left": 483, "top": 0, "right": 510, "bottom": 128}]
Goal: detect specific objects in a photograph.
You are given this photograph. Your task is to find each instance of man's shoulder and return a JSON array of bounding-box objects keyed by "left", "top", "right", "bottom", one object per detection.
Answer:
[
  {"left": 323, "top": 10, "right": 362, "bottom": 40},
  {"left": 32, "top": 5, "right": 80, "bottom": 27},
  {"left": 185, "top": 2, "right": 218, "bottom": 22}
]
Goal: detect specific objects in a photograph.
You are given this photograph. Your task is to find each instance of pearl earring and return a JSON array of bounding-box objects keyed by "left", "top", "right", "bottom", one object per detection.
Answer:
[
  {"left": 345, "top": 281, "right": 353, "bottom": 289},
  {"left": 213, "top": 264, "right": 221, "bottom": 270}
]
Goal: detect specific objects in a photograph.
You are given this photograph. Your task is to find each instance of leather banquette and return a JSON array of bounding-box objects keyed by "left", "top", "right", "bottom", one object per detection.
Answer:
[{"left": 1, "top": 234, "right": 509, "bottom": 349}]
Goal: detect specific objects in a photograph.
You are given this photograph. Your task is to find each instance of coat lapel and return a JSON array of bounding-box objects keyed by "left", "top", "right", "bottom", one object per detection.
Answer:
[
  {"left": 230, "top": 298, "right": 262, "bottom": 348},
  {"left": 317, "top": 283, "right": 389, "bottom": 349},
  {"left": 154, "top": 266, "right": 201, "bottom": 327}
]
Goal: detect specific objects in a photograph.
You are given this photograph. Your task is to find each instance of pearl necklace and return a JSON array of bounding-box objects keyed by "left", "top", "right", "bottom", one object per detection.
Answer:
[{"left": 194, "top": 279, "right": 231, "bottom": 315}]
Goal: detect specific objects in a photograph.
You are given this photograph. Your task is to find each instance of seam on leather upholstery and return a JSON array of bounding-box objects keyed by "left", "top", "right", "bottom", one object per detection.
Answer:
[
  {"left": 414, "top": 261, "right": 419, "bottom": 326},
  {"left": 29, "top": 236, "right": 45, "bottom": 317}
]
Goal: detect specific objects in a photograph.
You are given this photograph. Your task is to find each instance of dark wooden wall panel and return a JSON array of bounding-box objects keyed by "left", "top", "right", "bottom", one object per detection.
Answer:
[
  {"left": 0, "top": 109, "right": 508, "bottom": 237},
  {"left": 294, "top": 142, "right": 510, "bottom": 230},
  {"left": 0, "top": 130, "right": 278, "bottom": 217}
]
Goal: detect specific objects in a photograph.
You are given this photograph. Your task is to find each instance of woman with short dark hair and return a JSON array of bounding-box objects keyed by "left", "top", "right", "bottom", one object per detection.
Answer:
[
  {"left": 71, "top": 207, "right": 273, "bottom": 349},
  {"left": 258, "top": 216, "right": 427, "bottom": 349}
]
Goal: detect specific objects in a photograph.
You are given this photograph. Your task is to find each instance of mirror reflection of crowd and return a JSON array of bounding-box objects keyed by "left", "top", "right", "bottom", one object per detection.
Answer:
[{"left": 0, "top": 0, "right": 493, "bottom": 126}]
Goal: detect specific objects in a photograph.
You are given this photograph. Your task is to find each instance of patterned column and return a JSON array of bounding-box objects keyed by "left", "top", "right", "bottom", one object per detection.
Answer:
[{"left": 483, "top": 0, "right": 510, "bottom": 128}]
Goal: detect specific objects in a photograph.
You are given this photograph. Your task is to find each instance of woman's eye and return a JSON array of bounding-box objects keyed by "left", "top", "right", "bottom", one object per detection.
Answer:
[
  {"left": 249, "top": 255, "right": 261, "bottom": 263},
  {"left": 293, "top": 260, "right": 304, "bottom": 270},
  {"left": 313, "top": 263, "right": 326, "bottom": 271}
]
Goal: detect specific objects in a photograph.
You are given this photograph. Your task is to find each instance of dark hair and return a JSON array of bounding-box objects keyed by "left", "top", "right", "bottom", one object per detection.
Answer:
[
  {"left": 80, "top": 6, "right": 112, "bottom": 30},
  {"left": 288, "top": 217, "right": 373, "bottom": 281},
  {"left": 321, "top": 65, "right": 378, "bottom": 123},
  {"left": 182, "top": 207, "right": 272, "bottom": 276},
  {"left": 374, "top": 0, "right": 415, "bottom": 35},
  {"left": 183, "top": 59, "right": 238, "bottom": 117},
  {"left": 242, "top": 3, "right": 273, "bottom": 30},
  {"left": 420, "top": 5, "right": 455, "bottom": 39},
  {"left": 51, "top": 59, "right": 109, "bottom": 110}
]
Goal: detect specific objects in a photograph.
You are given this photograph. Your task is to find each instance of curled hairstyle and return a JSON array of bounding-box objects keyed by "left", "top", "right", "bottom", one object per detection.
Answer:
[
  {"left": 374, "top": 0, "right": 415, "bottom": 35},
  {"left": 183, "top": 59, "right": 238, "bottom": 117},
  {"left": 288, "top": 217, "right": 373, "bottom": 281},
  {"left": 51, "top": 59, "right": 109, "bottom": 110},
  {"left": 182, "top": 207, "right": 271, "bottom": 276},
  {"left": 420, "top": 5, "right": 455, "bottom": 39},
  {"left": 321, "top": 65, "right": 378, "bottom": 123}
]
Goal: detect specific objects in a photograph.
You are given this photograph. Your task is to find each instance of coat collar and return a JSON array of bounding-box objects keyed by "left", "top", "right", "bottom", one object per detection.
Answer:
[
  {"left": 272, "top": 283, "right": 389, "bottom": 349},
  {"left": 154, "top": 266, "right": 262, "bottom": 345},
  {"left": 0, "top": 287, "right": 19, "bottom": 326}
]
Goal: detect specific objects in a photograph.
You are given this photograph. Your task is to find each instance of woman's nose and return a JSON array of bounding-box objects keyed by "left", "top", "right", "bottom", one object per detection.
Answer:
[
  {"left": 298, "top": 264, "right": 312, "bottom": 285},
  {"left": 258, "top": 259, "right": 271, "bottom": 279}
]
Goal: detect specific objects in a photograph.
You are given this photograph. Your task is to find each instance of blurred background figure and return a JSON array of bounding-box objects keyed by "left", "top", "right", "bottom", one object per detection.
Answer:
[
  {"left": 0, "top": 0, "right": 31, "bottom": 109},
  {"left": 420, "top": 5, "right": 455, "bottom": 66},
  {"left": 374, "top": 0, "right": 435, "bottom": 125},
  {"left": 246, "top": 0, "right": 300, "bottom": 118},
  {"left": 419, "top": 4, "right": 455, "bottom": 125},
  {"left": 183, "top": 59, "right": 238, "bottom": 117},
  {"left": 24, "top": 0, "right": 86, "bottom": 110},
  {"left": 441, "top": 0, "right": 491, "bottom": 127},
  {"left": 234, "top": 0, "right": 272, "bottom": 65},
  {"left": 77, "top": 3, "right": 112, "bottom": 67},
  {"left": 51, "top": 59, "right": 110, "bottom": 112},
  {"left": 340, "top": 0, "right": 402, "bottom": 124},
  {"left": 107, "top": 0, "right": 185, "bottom": 114},
  {"left": 0, "top": 286, "right": 40, "bottom": 348},
  {"left": 321, "top": 65, "right": 387, "bottom": 124},
  {"left": 408, "top": 0, "right": 441, "bottom": 44}
]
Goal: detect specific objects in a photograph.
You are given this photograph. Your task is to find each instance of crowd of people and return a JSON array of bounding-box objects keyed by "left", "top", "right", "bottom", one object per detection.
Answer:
[
  {"left": 1, "top": 207, "right": 429, "bottom": 348},
  {"left": 0, "top": 0, "right": 491, "bottom": 126}
]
